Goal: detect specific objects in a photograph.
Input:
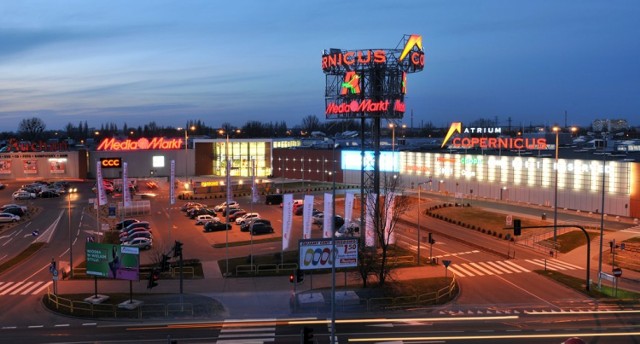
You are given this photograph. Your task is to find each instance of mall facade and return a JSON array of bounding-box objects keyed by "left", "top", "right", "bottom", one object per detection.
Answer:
[{"left": 1, "top": 135, "right": 638, "bottom": 219}]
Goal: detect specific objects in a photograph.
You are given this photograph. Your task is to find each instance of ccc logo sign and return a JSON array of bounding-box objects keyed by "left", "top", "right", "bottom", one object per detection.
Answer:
[{"left": 100, "top": 158, "right": 122, "bottom": 168}]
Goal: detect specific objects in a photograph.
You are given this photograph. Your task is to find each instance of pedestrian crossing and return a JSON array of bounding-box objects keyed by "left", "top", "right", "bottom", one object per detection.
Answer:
[
  {"left": 447, "top": 259, "right": 582, "bottom": 278},
  {"left": 216, "top": 319, "right": 276, "bottom": 344},
  {"left": 0, "top": 281, "right": 52, "bottom": 296}
]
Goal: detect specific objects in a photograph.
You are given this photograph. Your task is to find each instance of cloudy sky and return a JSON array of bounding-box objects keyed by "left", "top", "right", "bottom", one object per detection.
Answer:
[{"left": 0, "top": 0, "right": 638, "bottom": 131}]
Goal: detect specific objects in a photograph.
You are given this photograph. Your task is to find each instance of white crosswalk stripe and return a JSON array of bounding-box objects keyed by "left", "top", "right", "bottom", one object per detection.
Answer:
[
  {"left": 525, "top": 259, "right": 583, "bottom": 271},
  {"left": 216, "top": 319, "right": 276, "bottom": 344},
  {"left": 447, "top": 260, "right": 534, "bottom": 278},
  {"left": 0, "top": 281, "right": 52, "bottom": 296}
]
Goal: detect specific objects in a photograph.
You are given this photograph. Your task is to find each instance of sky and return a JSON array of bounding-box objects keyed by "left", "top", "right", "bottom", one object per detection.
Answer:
[{"left": 1, "top": 0, "right": 639, "bottom": 132}]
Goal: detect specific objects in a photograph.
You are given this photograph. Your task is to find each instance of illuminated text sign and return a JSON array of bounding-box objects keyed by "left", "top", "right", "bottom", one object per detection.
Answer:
[
  {"left": 326, "top": 99, "right": 405, "bottom": 116},
  {"left": 441, "top": 122, "right": 547, "bottom": 149},
  {"left": 100, "top": 158, "right": 122, "bottom": 168},
  {"left": 4, "top": 138, "right": 69, "bottom": 153},
  {"left": 97, "top": 137, "right": 183, "bottom": 151}
]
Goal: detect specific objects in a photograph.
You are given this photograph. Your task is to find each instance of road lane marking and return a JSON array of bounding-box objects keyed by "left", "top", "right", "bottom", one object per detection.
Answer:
[
  {"left": 9, "top": 281, "right": 33, "bottom": 295},
  {"left": 470, "top": 262, "right": 498, "bottom": 275}
]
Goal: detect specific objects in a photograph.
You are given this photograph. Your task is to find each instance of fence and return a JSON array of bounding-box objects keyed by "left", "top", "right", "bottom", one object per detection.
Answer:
[
  {"left": 236, "top": 263, "right": 298, "bottom": 276},
  {"left": 44, "top": 287, "right": 195, "bottom": 319},
  {"left": 366, "top": 275, "right": 458, "bottom": 311}
]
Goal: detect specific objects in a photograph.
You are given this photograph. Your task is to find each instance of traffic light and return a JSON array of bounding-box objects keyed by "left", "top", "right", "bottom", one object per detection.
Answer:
[
  {"left": 160, "top": 254, "right": 170, "bottom": 272},
  {"left": 173, "top": 241, "right": 183, "bottom": 258},
  {"left": 296, "top": 269, "right": 304, "bottom": 283},
  {"left": 147, "top": 268, "right": 160, "bottom": 289},
  {"left": 428, "top": 232, "right": 435, "bottom": 244},
  {"left": 513, "top": 219, "right": 521, "bottom": 236},
  {"left": 289, "top": 272, "right": 295, "bottom": 283},
  {"left": 302, "top": 326, "right": 314, "bottom": 344}
]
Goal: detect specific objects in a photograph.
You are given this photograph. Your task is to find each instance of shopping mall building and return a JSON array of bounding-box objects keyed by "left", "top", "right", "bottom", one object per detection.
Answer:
[{"left": 1, "top": 135, "right": 638, "bottom": 219}]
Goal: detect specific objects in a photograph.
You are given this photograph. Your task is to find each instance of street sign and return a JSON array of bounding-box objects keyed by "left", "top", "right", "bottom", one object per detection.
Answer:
[
  {"left": 506, "top": 215, "right": 512, "bottom": 226},
  {"left": 52, "top": 269, "right": 58, "bottom": 277},
  {"left": 442, "top": 260, "right": 451, "bottom": 268},
  {"left": 599, "top": 272, "right": 614, "bottom": 282},
  {"left": 613, "top": 268, "right": 623, "bottom": 277}
]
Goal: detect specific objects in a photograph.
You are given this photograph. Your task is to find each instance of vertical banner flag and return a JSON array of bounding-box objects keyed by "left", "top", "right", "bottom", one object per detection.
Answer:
[
  {"left": 384, "top": 192, "right": 396, "bottom": 245},
  {"left": 323, "top": 193, "right": 333, "bottom": 238},
  {"left": 365, "top": 192, "right": 377, "bottom": 247},
  {"left": 344, "top": 193, "right": 354, "bottom": 226},
  {"left": 302, "top": 195, "right": 314, "bottom": 239},
  {"left": 251, "top": 159, "right": 259, "bottom": 203},
  {"left": 96, "top": 161, "right": 107, "bottom": 206},
  {"left": 123, "top": 162, "right": 132, "bottom": 208},
  {"left": 282, "top": 194, "right": 293, "bottom": 250},
  {"left": 169, "top": 160, "right": 176, "bottom": 205},
  {"left": 226, "top": 159, "right": 232, "bottom": 204}
]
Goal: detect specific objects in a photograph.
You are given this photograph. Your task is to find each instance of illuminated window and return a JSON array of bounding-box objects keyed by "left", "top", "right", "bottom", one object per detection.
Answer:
[{"left": 152, "top": 156, "right": 165, "bottom": 168}]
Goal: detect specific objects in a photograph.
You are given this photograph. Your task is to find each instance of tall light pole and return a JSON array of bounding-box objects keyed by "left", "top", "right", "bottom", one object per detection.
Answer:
[
  {"left": 417, "top": 181, "right": 429, "bottom": 265},
  {"left": 330, "top": 140, "right": 338, "bottom": 344},
  {"left": 389, "top": 123, "right": 396, "bottom": 151},
  {"left": 67, "top": 187, "right": 76, "bottom": 278},
  {"left": 597, "top": 129, "right": 609, "bottom": 288},
  {"left": 552, "top": 125, "right": 560, "bottom": 253},
  {"left": 178, "top": 126, "right": 195, "bottom": 189}
]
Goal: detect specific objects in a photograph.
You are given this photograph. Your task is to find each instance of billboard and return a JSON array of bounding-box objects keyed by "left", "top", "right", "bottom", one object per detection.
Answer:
[
  {"left": 298, "top": 238, "right": 358, "bottom": 270},
  {"left": 85, "top": 242, "right": 140, "bottom": 281},
  {"left": 341, "top": 150, "right": 399, "bottom": 172}
]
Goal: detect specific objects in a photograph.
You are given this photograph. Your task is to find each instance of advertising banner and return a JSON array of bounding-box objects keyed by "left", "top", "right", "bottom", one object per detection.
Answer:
[
  {"left": 169, "top": 160, "right": 176, "bottom": 205},
  {"left": 85, "top": 242, "right": 140, "bottom": 281},
  {"left": 344, "top": 192, "right": 355, "bottom": 224},
  {"left": 323, "top": 193, "right": 333, "bottom": 238},
  {"left": 123, "top": 162, "right": 132, "bottom": 208},
  {"left": 282, "top": 194, "right": 293, "bottom": 250},
  {"left": 0, "top": 160, "right": 11, "bottom": 174},
  {"left": 23, "top": 159, "right": 38, "bottom": 174},
  {"left": 49, "top": 159, "right": 66, "bottom": 174},
  {"left": 365, "top": 192, "right": 377, "bottom": 247},
  {"left": 385, "top": 192, "right": 396, "bottom": 245},
  {"left": 96, "top": 161, "right": 107, "bottom": 206},
  {"left": 298, "top": 238, "right": 358, "bottom": 270},
  {"left": 302, "top": 194, "right": 314, "bottom": 239}
]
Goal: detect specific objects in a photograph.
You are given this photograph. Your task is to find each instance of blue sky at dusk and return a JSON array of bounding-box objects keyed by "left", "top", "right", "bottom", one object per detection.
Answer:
[{"left": 0, "top": 0, "right": 638, "bottom": 131}]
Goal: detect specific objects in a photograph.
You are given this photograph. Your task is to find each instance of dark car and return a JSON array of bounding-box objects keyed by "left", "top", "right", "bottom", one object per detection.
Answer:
[
  {"left": 294, "top": 206, "right": 320, "bottom": 216},
  {"left": 265, "top": 194, "right": 283, "bottom": 205},
  {"left": 122, "top": 221, "right": 150, "bottom": 232},
  {"left": 333, "top": 215, "right": 345, "bottom": 228},
  {"left": 38, "top": 190, "right": 60, "bottom": 198},
  {"left": 188, "top": 207, "right": 216, "bottom": 219},
  {"left": 228, "top": 209, "right": 247, "bottom": 221},
  {"left": 203, "top": 221, "right": 232, "bottom": 232},
  {"left": 2, "top": 206, "right": 25, "bottom": 217},
  {"left": 116, "top": 219, "right": 139, "bottom": 230},
  {"left": 242, "top": 218, "right": 271, "bottom": 232},
  {"left": 181, "top": 202, "right": 206, "bottom": 212},
  {"left": 222, "top": 207, "right": 244, "bottom": 217},
  {"left": 250, "top": 222, "right": 274, "bottom": 235}
]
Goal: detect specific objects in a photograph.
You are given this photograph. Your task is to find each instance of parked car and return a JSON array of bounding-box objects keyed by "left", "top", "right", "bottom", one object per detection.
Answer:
[
  {"left": 335, "top": 221, "right": 361, "bottom": 238},
  {"left": 0, "top": 183, "right": 5, "bottom": 190},
  {"left": 1, "top": 204, "right": 28, "bottom": 212},
  {"left": 312, "top": 212, "right": 324, "bottom": 224},
  {"left": 280, "top": 199, "right": 303, "bottom": 208},
  {"left": 120, "top": 231, "right": 152, "bottom": 243},
  {"left": 122, "top": 237, "right": 153, "bottom": 250},
  {"left": 38, "top": 190, "right": 60, "bottom": 198},
  {"left": 223, "top": 207, "right": 244, "bottom": 217},
  {"left": 265, "top": 194, "right": 283, "bottom": 205},
  {"left": 250, "top": 222, "right": 274, "bottom": 235},
  {"left": 116, "top": 219, "right": 139, "bottom": 230},
  {"left": 188, "top": 207, "right": 217, "bottom": 219},
  {"left": 228, "top": 209, "right": 247, "bottom": 221},
  {"left": 122, "top": 221, "right": 150, "bottom": 232},
  {"left": 195, "top": 214, "right": 220, "bottom": 225},
  {"left": 0, "top": 213, "right": 20, "bottom": 222},
  {"left": 235, "top": 212, "right": 260, "bottom": 225},
  {"left": 12, "top": 190, "right": 36, "bottom": 200},
  {"left": 2, "top": 206, "right": 25, "bottom": 217},
  {"left": 294, "top": 206, "right": 320, "bottom": 216},
  {"left": 181, "top": 202, "right": 206, "bottom": 212},
  {"left": 214, "top": 201, "right": 240, "bottom": 212},
  {"left": 119, "top": 227, "right": 152, "bottom": 238},
  {"left": 241, "top": 218, "right": 271, "bottom": 232},
  {"left": 203, "top": 221, "right": 232, "bottom": 232}
]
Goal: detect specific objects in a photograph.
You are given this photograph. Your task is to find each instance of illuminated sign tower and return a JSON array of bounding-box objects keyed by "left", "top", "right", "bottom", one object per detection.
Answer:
[{"left": 321, "top": 34, "right": 425, "bottom": 244}]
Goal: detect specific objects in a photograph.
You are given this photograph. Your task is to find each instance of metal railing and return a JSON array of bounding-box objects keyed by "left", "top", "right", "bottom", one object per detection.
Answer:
[
  {"left": 366, "top": 275, "right": 458, "bottom": 310},
  {"left": 236, "top": 263, "right": 298, "bottom": 276}
]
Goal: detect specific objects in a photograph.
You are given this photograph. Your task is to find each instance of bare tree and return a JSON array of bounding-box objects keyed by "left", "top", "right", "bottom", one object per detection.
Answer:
[
  {"left": 18, "top": 117, "right": 46, "bottom": 141},
  {"left": 358, "top": 174, "right": 412, "bottom": 286},
  {"left": 301, "top": 115, "right": 321, "bottom": 134}
]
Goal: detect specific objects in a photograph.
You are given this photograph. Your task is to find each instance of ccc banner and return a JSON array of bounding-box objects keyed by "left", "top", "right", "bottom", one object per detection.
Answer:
[{"left": 100, "top": 158, "right": 122, "bottom": 168}]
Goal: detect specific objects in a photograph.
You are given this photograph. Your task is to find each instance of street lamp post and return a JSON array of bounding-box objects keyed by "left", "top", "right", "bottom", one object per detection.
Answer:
[
  {"left": 330, "top": 141, "right": 338, "bottom": 344},
  {"left": 67, "top": 188, "right": 73, "bottom": 278},
  {"left": 417, "top": 181, "right": 429, "bottom": 265},
  {"left": 597, "top": 130, "right": 608, "bottom": 288},
  {"left": 389, "top": 123, "right": 396, "bottom": 152},
  {"left": 552, "top": 126, "right": 560, "bottom": 253}
]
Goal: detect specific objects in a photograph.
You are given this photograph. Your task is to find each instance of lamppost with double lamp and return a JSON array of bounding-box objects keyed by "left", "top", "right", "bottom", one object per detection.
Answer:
[
  {"left": 417, "top": 181, "right": 430, "bottom": 265},
  {"left": 597, "top": 129, "right": 609, "bottom": 288},
  {"left": 552, "top": 125, "right": 560, "bottom": 251},
  {"left": 330, "top": 140, "right": 338, "bottom": 344},
  {"left": 218, "top": 128, "right": 241, "bottom": 277},
  {"left": 178, "top": 126, "right": 196, "bottom": 189},
  {"left": 67, "top": 187, "right": 77, "bottom": 278}
]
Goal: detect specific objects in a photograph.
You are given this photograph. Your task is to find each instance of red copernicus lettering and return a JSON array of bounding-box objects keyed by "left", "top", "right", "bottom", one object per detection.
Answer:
[
  {"left": 450, "top": 137, "right": 547, "bottom": 150},
  {"left": 97, "top": 137, "right": 183, "bottom": 151},
  {"left": 322, "top": 50, "right": 387, "bottom": 70}
]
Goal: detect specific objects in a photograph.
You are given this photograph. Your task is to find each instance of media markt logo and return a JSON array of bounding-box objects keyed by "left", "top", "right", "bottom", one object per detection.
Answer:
[
  {"left": 341, "top": 71, "right": 361, "bottom": 95},
  {"left": 399, "top": 34, "right": 423, "bottom": 61}
]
